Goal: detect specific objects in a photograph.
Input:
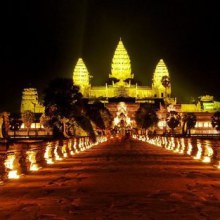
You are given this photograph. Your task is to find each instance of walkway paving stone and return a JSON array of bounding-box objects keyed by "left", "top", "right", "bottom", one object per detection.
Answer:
[{"left": 0, "top": 138, "right": 220, "bottom": 220}]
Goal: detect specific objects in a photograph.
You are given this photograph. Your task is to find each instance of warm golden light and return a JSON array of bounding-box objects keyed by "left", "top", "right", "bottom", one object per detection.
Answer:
[
  {"left": 4, "top": 154, "right": 20, "bottom": 179},
  {"left": 216, "top": 161, "right": 220, "bottom": 169},
  {"left": 54, "top": 143, "right": 62, "bottom": 161},
  {"left": 27, "top": 150, "right": 40, "bottom": 171},
  {"left": 194, "top": 143, "right": 202, "bottom": 160},
  {"left": 44, "top": 143, "right": 54, "bottom": 164},
  {"left": 174, "top": 139, "right": 180, "bottom": 153},
  {"left": 68, "top": 140, "right": 74, "bottom": 155},
  {"left": 179, "top": 138, "right": 185, "bottom": 154},
  {"left": 73, "top": 58, "right": 91, "bottom": 96},
  {"left": 153, "top": 59, "right": 169, "bottom": 87},
  {"left": 152, "top": 59, "right": 171, "bottom": 98},
  {"left": 73, "top": 58, "right": 91, "bottom": 85},
  {"left": 157, "top": 120, "right": 167, "bottom": 129},
  {"left": 187, "top": 142, "right": 193, "bottom": 155},
  {"left": 113, "top": 102, "right": 134, "bottom": 129},
  {"left": 61, "top": 143, "right": 68, "bottom": 158},
  {"left": 202, "top": 145, "right": 213, "bottom": 163},
  {"left": 110, "top": 38, "right": 133, "bottom": 84},
  {"left": 73, "top": 139, "right": 79, "bottom": 154},
  {"left": 20, "top": 88, "right": 45, "bottom": 113}
]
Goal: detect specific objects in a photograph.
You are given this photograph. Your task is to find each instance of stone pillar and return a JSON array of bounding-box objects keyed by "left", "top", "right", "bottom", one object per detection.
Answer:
[
  {"left": 4, "top": 152, "right": 20, "bottom": 179},
  {"left": 68, "top": 139, "right": 74, "bottom": 155},
  {"left": 44, "top": 142, "right": 54, "bottom": 164},
  {"left": 61, "top": 140, "right": 66, "bottom": 158},
  {"left": 54, "top": 140, "right": 62, "bottom": 161},
  {"left": 212, "top": 146, "right": 220, "bottom": 167},
  {"left": 0, "top": 152, "right": 7, "bottom": 183},
  {"left": 190, "top": 139, "right": 199, "bottom": 157},
  {"left": 26, "top": 143, "right": 45, "bottom": 171}
]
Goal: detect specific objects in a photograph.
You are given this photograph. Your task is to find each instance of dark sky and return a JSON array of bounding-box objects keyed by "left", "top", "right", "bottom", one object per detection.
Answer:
[{"left": 0, "top": 0, "right": 219, "bottom": 112}]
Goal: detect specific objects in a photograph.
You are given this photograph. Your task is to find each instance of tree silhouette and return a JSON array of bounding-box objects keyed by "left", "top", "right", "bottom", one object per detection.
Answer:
[
  {"left": 22, "top": 110, "right": 35, "bottom": 135},
  {"left": 143, "top": 110, "right": 158, "bottom": 129},
  {"left": 43, "top": 78, "right": 83, "bottom": 119},
  {"left": 43, "top": 78, "right": 85, "bottom": 138},
  {"left": 161, "top": 75, "right": 170, "bottom": 98},
  {"left": 166, "top": 111, "right": 181, "bottom": 134},
  {"left": 135, "top": 105, "right": 159, "bottom": 131},
  {"left": 182, "top": 113, "right": 197, "bottom": 136},
  {"left": 86, "top": 101, "right": 105, "bottom": 130},
  {"left": 100, "top": 108, "right": 113, "bottom": 130},
  {"left": 74, "top": 115, "right": 96, "bottom": 142},
  {"left": 85, "top": 101, "right": 113, "bottom": 136},
  {"left": 211, "top": 111, "right": 220, "bottom": 132},
  {"left": 135, "top": 106, "right": 146, "bottom": 129}
]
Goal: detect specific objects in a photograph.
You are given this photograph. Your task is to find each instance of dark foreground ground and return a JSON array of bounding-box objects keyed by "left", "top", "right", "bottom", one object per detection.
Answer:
[{"left": 0, "top": 138, "right": 220, "bottom": 220}]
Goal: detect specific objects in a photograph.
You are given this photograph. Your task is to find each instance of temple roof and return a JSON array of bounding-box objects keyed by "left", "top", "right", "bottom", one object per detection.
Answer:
[
  {"left": 73, "top": 58, "right": 91, "bottom": 86},
  {"left": 153, "top": 59, "right": 170, "bottom": 86},
  {"left": 110, "top": 39, "right": 133, "bottom": 82}
]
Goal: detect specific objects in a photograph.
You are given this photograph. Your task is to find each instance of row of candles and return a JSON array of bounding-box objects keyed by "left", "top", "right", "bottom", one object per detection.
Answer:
[
  {"left": 2, "top": 136, "right": 108, "bottom": 182},
  {"left": 133, "top": 135, "right": 220, "bottom": 169}
]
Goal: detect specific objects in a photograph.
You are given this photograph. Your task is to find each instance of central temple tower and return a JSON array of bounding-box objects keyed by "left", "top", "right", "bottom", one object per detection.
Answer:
[{"left": 109, "top": 39, "right": 133, "bottom": 85}]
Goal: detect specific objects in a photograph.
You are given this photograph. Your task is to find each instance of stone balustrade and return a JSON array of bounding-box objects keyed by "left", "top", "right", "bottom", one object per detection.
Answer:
[
  {"left": 133, "top": 134, "right": 220, "bottom": 170},
  {"left": 0, "top": 135, "right": 107, "bottom": 183}
]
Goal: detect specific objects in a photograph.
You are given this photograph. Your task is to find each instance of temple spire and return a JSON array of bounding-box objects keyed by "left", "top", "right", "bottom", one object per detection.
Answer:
[
  {"left": 152, "top": 59, "right": 170, "bottom": 87},
  {"left": 152, "top": 59, "right": 171, "bottom": 98},
  {"left": 73, "top": 58, "right": 91, "bottom": 86},
  {"left": 109, "top": 38, "right": 133, "bottom": 85},
  {"left": 73, "top": 58, "right": 92, "bottom": 96}
]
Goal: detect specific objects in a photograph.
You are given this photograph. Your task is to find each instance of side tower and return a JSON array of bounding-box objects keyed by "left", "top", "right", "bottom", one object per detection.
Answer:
[
  {"left": 152, "top": 59, "right": 171, "bottom": 98},
  {"left": 73, "top": 58, "right": 92, "bottom": 97},
  {"left": 109, "top": 38, "right": 133, "bottom": 85},
  {"left": 20, "top": 88, "right": 45, "bottom": 113}
]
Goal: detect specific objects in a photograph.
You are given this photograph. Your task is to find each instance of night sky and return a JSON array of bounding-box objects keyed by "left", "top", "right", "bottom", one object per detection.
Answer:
[{"left": 0, "top": 0, "right": 219, "bottom": 112}]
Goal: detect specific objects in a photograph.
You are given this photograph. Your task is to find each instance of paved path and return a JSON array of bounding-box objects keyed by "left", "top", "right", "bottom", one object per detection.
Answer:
[{"left": 0, "top": 138, "right": 220, "bottom": 220}]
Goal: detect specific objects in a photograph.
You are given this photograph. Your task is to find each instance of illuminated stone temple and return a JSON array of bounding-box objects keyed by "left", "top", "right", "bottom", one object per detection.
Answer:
[
  {"left": 18, "top": 38, "right": 220, "bottom": 136},
  {"left": 72, "top": 39, "right": 172, "bottom": 102},
  {"left": 20, "top": 88, "right": 45, "bottom": 113}
]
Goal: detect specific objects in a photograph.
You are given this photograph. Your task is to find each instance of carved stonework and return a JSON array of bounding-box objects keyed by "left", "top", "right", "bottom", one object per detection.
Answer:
[{"left": 20, "top": 88, "right": 45, "bottom": 113}]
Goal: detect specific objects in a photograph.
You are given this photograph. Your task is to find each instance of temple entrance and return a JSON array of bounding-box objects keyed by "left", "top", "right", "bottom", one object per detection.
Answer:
[{"left": 112, "top": 102, "right": 136, "bottom": 137}]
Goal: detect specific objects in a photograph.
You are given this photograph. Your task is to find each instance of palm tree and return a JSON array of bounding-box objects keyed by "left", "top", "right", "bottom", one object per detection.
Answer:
[
  {"left": 74, "top": 115, "right": 96, "bottom": 142},
  {"left": 182, "top": 113, "right": 197, "bottom": 136},
  {"left": 143, "top": 110, "right": 159, "bottom": 130},
  {"left": 43, "top": 78, "right": 83, "bottom": 119},
  {"left": 135, "top": 106, "right": 146, "bottom": 130},
  {"left": 211, "top": 111, "right": 220, "bottom": 132},
  {"left": 161, "top": 75, "right": 170, "bottom": 98},
  {"left": 166, "top": 111, "right": 181, "bottom": 135},
  {"left": 135, "top": 105, "right": 159, "bottom": 134},
  {"left": 40, "top": 113, "right": 51, "bottom": 134},
  {"left": 43, "top": 78, "right": 84, "bottom": 138},
  {"left": 86, "top": 101, "right": 113, "bottom": 134},
  {"left": 86, "top": 101, "right": 105, "bottom": 130}
]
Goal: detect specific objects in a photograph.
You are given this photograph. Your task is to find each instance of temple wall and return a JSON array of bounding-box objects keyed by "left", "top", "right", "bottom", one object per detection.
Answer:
[
  {"left": 89, "top": 85, "right": 155, "bottom": 99},
  {"left": 89, "top": 86, "right": 108, "bottom": 98}
]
